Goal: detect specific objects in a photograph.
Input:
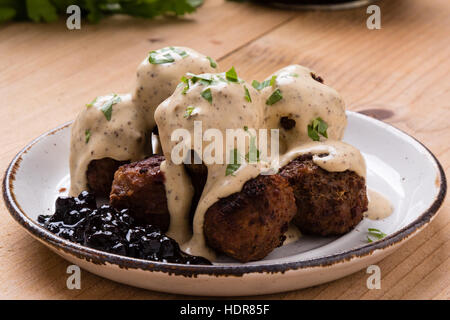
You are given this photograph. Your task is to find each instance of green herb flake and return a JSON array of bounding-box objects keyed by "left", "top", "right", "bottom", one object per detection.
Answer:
[
  {"left": 269, "top": 75, "right": 277, "bottom": 86},
  {"left": 266, "top": 88, "right": 283, "bottom": 105},
  {"left": 184, "top": 106, "right": 196, "bottom": 118},
  {"left": 290, "top": 73, "right": 299, "bottom": 77},
  {"left": 206, "top": 56, "right": 217, "bottom": 68},
  {"left": 225, "top": 66, "right": 238, "bottom": 82},
  {"left": 367, "top": 228, "right": 387, "bottom": 242},
  {"left": 245, "top": 135, "right": 260, "bottom": 163},
  {"left": 244, "top": 85, "right": 252, "bottom": 102},
  {"left": 149, "top": 51, "right": 175, "bottom": 64},
  {"left": 226, "top": 149, "right": 241, "bottom": 176},
  {"left": 201, "top": 88, "right": 212, "bottom": 104},
  {"left": 187, "top": 73, "right": 213, "bottom": 85},
  {"left": 252, "top": 75, "right": 277, "bottom": 91},
  {"left": 180, "top": 76, "right": 190, "bottom": 94},
  {"left": 85, "top": 129, "right": 91, "bottom": 144},
  {"left": 307, "top": 117, "right": 328, "bottom": 141},
  {"left": 170, "top": 47, "right": 188, "bottom": 58},
  {"left": 99, "top": 94, "right": 121, "bottom": 121},
  {"left": 86, "top": 97, "right": 97, "bottom": 108},
  {"left": 243, "top": 126, "right": 248, "bottom": 131}
]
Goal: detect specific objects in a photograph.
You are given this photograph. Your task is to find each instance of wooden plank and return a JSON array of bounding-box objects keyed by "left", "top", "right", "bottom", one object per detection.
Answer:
[{"left": 0, "top": 0, "right": 449, "bottom": 299}]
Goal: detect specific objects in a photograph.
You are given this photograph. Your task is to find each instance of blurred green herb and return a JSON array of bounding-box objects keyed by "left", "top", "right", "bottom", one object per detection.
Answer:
[
  {"left": 98, "top": 94, "right": 121, "bottom": 121},
  {"left": 201, "top": 88, "right": 212, "bottom": 104},
  {"left": 367, "top": 228, "right": 387, "bottom": 243},
  {"left": 307, "top": 117, "right": 328, "bottom": 141},
  {"left": 266, "top": 88, "right": 282, "bottom": 105},
  {"left": 206, "top": 56, "right": 217, "bottom": 68},
  {"left": 226, "top": 149, "right": 242, "bottom": 176},
  {"left": 0, "top": 0, "right": 203, "bottom": 24},
  {"left": 84, "top": 129, "right": 91, "bottom": 143}
]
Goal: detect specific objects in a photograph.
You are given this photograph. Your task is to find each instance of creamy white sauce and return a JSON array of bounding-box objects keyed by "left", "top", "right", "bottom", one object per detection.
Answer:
[
  {"left": 284, "top": 224, "right": 302, "bottom": 245},
  {"left": 70, "top": 47, "right": 217, "bottom": 195},
  {"left": 160, "top": 159, "right": 194, "bottom": 244},
  {"left": 69, "top": 93, "right": 148, "bottom": 196},
  {"left": 365, "top": 189, "right": 393, "bottom": 220},
  {"left": 133, "top": 47, "right": 217, "bottom": 129},
  {"left": 69, "top": 48, "right": 393, "bottom": 261}
]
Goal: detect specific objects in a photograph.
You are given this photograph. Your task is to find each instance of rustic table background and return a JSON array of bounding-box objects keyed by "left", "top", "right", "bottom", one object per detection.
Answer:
[{"left": 0, "top": 0, "right": 448, "bottom": 299}]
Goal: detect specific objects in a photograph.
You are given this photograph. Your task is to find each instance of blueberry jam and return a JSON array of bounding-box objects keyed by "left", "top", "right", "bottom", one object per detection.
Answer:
[{"left": 38, "top": 191, "right": 211, "bottom": 265}]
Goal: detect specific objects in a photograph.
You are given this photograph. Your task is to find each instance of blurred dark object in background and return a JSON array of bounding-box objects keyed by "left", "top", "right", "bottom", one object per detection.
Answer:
[{"left": 250, "top": 0, "right": 377, "bottom": 10}]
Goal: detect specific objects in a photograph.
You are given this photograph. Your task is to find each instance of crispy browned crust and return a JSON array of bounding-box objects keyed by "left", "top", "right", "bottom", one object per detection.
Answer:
[
  {"left": 86, "top": 158, "right": 128, "bottom": 198},
  {"left": 109, "top": 155, "right": 170, "bottom": 231},
  {"left": 204, "top": 174, "right": 297, "bottom": 262},
  {"left": 279, "top": 155, "right": 368, "bottom": 236}
]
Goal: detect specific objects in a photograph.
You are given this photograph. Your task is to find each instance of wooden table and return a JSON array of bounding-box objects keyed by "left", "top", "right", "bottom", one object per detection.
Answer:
[{"left": 0, "top": 0, "right": 448, "bottom": 300}]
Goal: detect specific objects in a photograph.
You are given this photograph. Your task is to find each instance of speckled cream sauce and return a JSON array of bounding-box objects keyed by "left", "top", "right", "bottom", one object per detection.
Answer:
[
  {"left": 70, "top": 47, "right": 217, "bottom": 195},
  {"left": 70, "top": 94, "right": 148, "bottom": 196},
  {"left": 155, "top": 73, "right": 264, "bottom": 259},
  {"left": 133, "top": 47, "right": 217, "bottom": 129},
  {"left": 365, "top": 189, "right": 393, "bottom": 220}
]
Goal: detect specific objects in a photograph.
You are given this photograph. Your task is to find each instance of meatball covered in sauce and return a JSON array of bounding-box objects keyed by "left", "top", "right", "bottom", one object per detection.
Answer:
[
  {"left": 279, "top": 154, "right": 368, "bottom": 236},
  {"left": 110, "top": 155, "right": 170, "bottom": 231},
  {"left": 204, "top": 174, "right": 297, "bottom": 262}
]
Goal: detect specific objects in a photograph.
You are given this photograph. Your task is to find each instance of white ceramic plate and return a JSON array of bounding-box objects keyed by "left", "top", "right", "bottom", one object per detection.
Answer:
[{"left": 3, "top": 111, "right": 446, "bottom": 296}]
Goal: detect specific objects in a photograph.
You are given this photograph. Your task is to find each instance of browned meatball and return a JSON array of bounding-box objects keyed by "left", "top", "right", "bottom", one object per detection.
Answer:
[
  {"left": 204, "top": 174, "right": 297, "bottom": 262},
  {"left": 279, "top": 155, "right": 368, "bottom": 236},
  {"left": 86, "top": 158, "right": 128, "bottom": 198},
  {"left": 109, "top": 155, "right": 170, "bottom": 231}
]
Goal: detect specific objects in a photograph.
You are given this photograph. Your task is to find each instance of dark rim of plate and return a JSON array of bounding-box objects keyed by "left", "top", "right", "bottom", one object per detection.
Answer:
[{"left": 2, "top": 112, "right": 447, "bottom": 277}]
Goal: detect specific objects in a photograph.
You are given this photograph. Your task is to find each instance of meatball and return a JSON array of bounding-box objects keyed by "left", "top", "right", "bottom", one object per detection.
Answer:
[
  {"left": 279, "top": 155, "right": 368, "bottom": 236},
  {"left": 204, "top": 174, "right": 297, "bottom": 262},
  {"left": 109, "top": 155, "right": 170, "bottom": 231},
  {"left": 86, "top": 158, "right": 128, "bottom": 198}
]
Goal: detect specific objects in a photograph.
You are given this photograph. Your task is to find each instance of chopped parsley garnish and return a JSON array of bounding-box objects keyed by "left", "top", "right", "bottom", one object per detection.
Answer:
[
  {"left": 243, "top": 127, "right": 260, "bottom": 163},
  {"left": 246, "top": 135, "right": 260, "bottom": 163},
  {"left": 149, "top": 47, "right": 189, "bottom": 64},
  {"left": 85, "top": 129, "right": 91, "bottom": 144},
  {"left": 169, "top": 47, "right": 188, "bottom": 58},
  {"left": 226, "top": 149, "right": 242, "bottom": 176},
  {"left": 201, "top": 88, "right": 212, "bottom": 104},
  {"left": 225, "top": 66, "right": 238, "bottom": 82},
  {"left": 180, "top": 76, "right": 190, "bottom": 94},
  {"left": 252, "top": 75, "right": 277, "bottom": 91},
  {"left": 367, "top": 228, "right": 387, "bottom": 243},
  {"left": 206, "top": 56, "right": 217, "bottom": 68},
  {"left": 98, "top": 94, "right": 121, "bottom": 121},
  {"left": 307, "top": 117, "right": 328, "bottom": 141},
  {"left": 244, "top": 85, "right": 252, "bottom": 102},
  {"left": 184, "top": 106, "right": 196, "bottom": 118},
  {"left": 266, "top": 88, "right": 283, "bottom": 105},
  {"left": 86, "top": 97, "right": 97, "bottom": 108},
  {"left": 149, "top": 51, "right": 175, "bottom": 64},
  {"left": 187, "top": 73, "right": 213, "bottom": 85},
  {"left": 290, "top": 73, "right": 299, "bottom": 77}
]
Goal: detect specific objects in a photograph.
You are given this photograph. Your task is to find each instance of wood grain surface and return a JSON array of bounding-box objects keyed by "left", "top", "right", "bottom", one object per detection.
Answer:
[{"left": 0, "top": 0, "right": 448, "bottom": 300}]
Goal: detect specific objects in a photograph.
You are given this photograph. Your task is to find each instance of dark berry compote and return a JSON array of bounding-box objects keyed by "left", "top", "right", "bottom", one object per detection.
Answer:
[{"left": 38, "top": 191, "right": 211, "bottom": 265}]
